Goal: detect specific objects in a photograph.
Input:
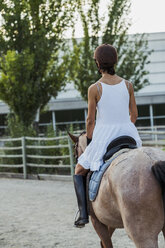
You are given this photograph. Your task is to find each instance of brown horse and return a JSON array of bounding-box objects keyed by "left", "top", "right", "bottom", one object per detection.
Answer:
[{"left": 69, "top": 132, "right": 165, "bottom": 248}]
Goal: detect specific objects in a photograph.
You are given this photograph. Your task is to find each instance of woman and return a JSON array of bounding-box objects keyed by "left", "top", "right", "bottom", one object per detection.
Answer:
[{"left": 73, "top": 44, "right": 142, "bottom": 228}]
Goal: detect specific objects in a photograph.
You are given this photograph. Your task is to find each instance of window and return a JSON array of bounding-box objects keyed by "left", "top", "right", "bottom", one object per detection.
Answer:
[
  {"left": 56, "top": 109, "right": 85, "bottom": 131},
  {"left": 153, "top": 104, "right": 165, "bottom": 116},
  {"left": 136, "top": 105, "right": 150, "bottom": 126},
  {"left": 153, "top": 104, "right": 165, "bottom": 125},
  {"left": 137, "top": 105, "right": 149, "bottom": 117},
  {"left": 40, "top": 111, "right": 52, "bottom": 124},
  {"left": 56, "top": 109, "right": 84, "bottom": 123},
  {"left": 136, "top": 119, "right": 150, "bottom": 127}
]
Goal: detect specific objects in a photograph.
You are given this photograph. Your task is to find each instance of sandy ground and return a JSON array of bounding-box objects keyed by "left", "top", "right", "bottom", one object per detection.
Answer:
[{"left": 0, "top": 178, "right": 164, "bottom": 248}]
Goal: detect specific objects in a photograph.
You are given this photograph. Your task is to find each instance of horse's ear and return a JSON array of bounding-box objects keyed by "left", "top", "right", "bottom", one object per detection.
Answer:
[{"left": 68, "top": 132, "right": 78, "bottom": 143}]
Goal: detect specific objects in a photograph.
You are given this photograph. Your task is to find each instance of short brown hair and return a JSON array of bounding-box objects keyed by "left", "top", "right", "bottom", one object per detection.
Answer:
[{"left": 94, "top": 44, "right": 118, "bottom": 75}]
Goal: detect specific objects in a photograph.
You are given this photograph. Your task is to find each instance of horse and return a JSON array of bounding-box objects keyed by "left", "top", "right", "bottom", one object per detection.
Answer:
[{"left": 69, "top": 132, "right": 165, "bottom": 248}]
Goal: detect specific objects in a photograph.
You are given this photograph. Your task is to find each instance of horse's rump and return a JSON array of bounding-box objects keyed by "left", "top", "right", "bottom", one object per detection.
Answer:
[
  {"left": 92, "top": 147, "right": 165, "bottom": 229},
  {"left": 69, "top": 130, "right": 165, "bottom": 247}
]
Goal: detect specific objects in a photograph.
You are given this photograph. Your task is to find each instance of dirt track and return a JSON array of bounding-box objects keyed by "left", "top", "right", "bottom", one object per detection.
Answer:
[{"left": 0, "top": 178, "right": 164, "bottom": 248}]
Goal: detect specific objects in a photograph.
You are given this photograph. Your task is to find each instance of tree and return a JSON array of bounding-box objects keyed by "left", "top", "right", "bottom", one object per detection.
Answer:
[
  {"left": 69, "top": 0, "right": 152, "bottom": 101},
  {"left": 0, "top": 0, "right": 74, "bottom": 129}
]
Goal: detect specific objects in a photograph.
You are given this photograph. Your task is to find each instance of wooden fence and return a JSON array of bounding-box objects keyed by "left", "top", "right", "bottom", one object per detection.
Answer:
[
  {"left": 0, "top": 130, "right": 165, "bottom": 179},
  {"left": 0, "top": 136, "right": 74, "bottom": 179},
  {"left": 138, "top": 129, "right": 165, "bottom": 147}
]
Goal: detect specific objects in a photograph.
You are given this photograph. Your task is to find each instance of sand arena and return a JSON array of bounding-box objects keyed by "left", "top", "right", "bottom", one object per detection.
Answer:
[{"left": 0, "top": 178, "right": 164, "bottom": 248}]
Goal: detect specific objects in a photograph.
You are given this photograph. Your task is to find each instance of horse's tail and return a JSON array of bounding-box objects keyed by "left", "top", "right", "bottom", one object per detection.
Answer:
[{"left": 152, "top": 161, "right": 165, "bottom": 207}]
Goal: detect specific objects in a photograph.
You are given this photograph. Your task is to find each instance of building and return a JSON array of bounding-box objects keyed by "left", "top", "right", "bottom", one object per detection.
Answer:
[{"left": 0, "top": 32, "right": 165, "bottom": 134}]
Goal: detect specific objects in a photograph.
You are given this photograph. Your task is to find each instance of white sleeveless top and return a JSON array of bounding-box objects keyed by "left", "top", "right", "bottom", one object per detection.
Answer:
[{"left": 78, "top": 79, "right": 142, "bottom": 171}]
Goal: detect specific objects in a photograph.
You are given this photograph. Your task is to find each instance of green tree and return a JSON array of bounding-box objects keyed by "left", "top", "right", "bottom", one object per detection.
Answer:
[
  {"left": 69, "top": 0, "right": 152, "bottom": 100},
  {"left": 0, "top": 0, "right": 74, "bottom": 129}
]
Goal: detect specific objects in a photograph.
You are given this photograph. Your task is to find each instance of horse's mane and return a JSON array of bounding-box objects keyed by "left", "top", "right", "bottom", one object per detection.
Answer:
[{"left": 78, "top": 131, "right": 86, "bottom": 137}]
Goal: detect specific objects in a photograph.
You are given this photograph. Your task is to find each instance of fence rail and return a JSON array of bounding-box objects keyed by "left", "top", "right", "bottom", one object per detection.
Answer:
[
  {"left": 0, "top": 129, "right": 165, "bottom": 179},
  {"left": 142, "top": 140, "right": 165, "bottom": 146},
  {"left": 138, "top": 127, "right": 165, "bottom": 146},
  {"left": 0, "top": 136, "right": 74, "bottom": 179}
]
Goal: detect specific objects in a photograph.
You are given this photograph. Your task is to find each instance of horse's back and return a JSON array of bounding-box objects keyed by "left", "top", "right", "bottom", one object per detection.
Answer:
[{"left": 92, "top": 147, "right": 165, "bottom": 233}]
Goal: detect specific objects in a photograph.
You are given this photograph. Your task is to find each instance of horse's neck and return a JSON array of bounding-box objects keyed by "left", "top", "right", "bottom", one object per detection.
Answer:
[{"left": 79, "top": 136, "right": 87, "bottom": 152}]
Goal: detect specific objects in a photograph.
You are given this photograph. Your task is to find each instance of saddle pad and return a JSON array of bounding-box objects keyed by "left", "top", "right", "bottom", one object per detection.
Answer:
[{"left": 89, "top": 148, "right": 129, "bottom": 201}]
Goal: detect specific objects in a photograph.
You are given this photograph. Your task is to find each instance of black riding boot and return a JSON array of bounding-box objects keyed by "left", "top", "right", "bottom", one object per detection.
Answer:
[{"left": 73, "top": 175, "right": 89, "bottom": 228}]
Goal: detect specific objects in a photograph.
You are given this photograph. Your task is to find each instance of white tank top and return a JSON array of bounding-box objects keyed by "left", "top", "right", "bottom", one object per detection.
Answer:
[
  {"left": 78, "top": 79, "right": 142, "bottom": 171},
  {"left": 96, "top": 79, "right": 130, "bottom": 126}
]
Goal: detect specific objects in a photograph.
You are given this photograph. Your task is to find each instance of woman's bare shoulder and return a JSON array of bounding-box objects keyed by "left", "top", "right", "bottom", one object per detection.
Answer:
[
  {"left": 88, "top": 82, "right": 100, "bottom": 92},
  {"left": 125, "top": 80, "right": 133, "bottom": 92},
  {"left": 125, "top": 79, "right": 132, "bottom": 85},
  {"left": 87, "top": 83, "right": 98, "bottom": 98}
]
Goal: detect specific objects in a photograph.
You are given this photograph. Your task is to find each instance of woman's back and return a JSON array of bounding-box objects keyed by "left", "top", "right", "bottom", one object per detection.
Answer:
[{"left": 96, "top": 79, "right": 130, "bottom": 125}]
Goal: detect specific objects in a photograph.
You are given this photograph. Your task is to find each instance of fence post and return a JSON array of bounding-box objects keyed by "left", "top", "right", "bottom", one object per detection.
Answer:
[
  {"left": 68, "top": 138, "right": 74, "bottom": 177},
  {"left": 22, "top": 136, "right": 27, "bottom": 179},
  {"left": 154, "top": 126, "right": 158, "bottom": 147}
]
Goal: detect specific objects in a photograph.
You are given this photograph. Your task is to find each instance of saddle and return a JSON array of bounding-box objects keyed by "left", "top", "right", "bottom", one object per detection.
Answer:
[
  {"left": 88, "top": 135, "right": 137, "bottom": 204},
  {"left": 103, "top": 135, "right": 137, "bottom": 162}
]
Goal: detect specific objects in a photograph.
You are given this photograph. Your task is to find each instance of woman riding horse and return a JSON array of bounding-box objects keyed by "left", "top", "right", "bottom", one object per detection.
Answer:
[{"left": 73, "top": 44, "right": 142, "bottom": 228}]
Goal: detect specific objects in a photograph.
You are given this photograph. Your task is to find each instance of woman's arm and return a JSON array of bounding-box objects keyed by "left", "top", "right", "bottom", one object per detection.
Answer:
[
  {"left": 86, "top": 85, "right": 97, "bottom": 139},
  {"left": 129, "top": 83, "right": 138, "bottom": 124}
]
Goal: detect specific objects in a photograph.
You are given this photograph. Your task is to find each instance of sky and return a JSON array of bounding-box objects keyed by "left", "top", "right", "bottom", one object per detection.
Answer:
[
  {"left": 129, "top": 0, "right": 165, "bottom": 34},
  {"left": 0, "top": 0, "right": 165, "bottom": 38},
  {"left": 72, "top": 0, "right": 165, "bottom": 38}
]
